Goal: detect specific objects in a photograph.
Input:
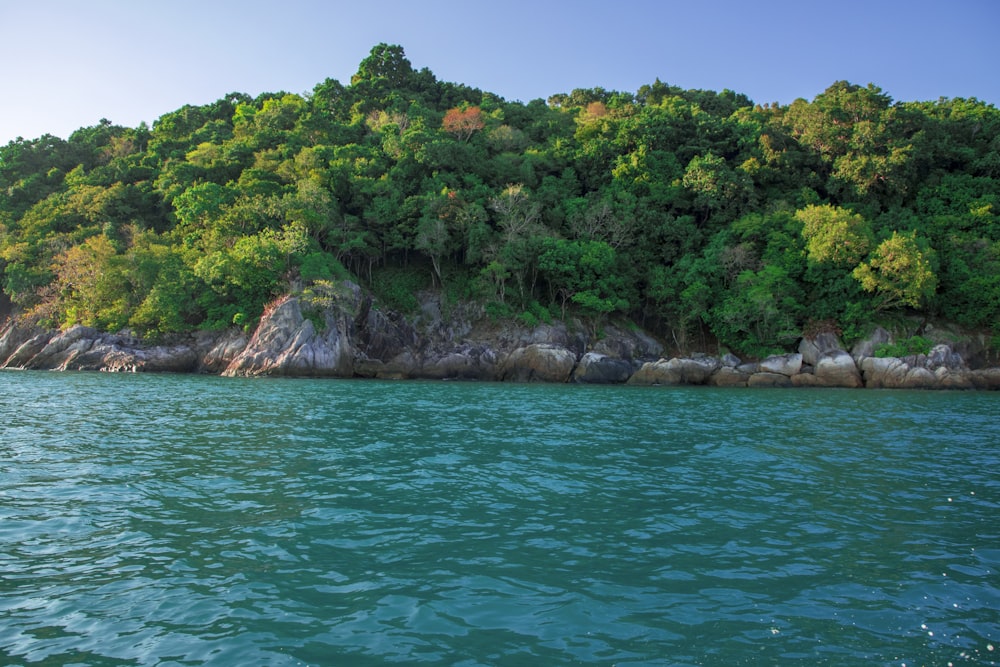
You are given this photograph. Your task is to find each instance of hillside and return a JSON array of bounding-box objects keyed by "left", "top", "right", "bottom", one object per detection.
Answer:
[{"left": 1, "top": 43, "right": 998, "bottom": 359}]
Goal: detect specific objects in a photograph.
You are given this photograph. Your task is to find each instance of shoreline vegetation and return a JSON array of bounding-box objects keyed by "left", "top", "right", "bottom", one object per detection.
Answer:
[{"left": 2, "top": 44, "right": 999, "bottom": 386}]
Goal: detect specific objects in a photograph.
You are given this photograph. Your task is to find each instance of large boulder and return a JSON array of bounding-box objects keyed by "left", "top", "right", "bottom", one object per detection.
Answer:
[
  {"left": 591, "top": 325, "right": 664, "bottom": 361},
  {"left": 572, "top": 352, "right": 632, "bottom": 384},
  {"left": 627, "top": 359, "right": 681, "bottom": 385},
  {"left": 860, "top": 357, "right": 905, "bottom": 388},
  {"left": 708, "top": 366, "right": 749, "bottom": 387},
  {"left": 799, "top": 332, "right": 846, "bottom": 367},
  {"left": 417, "top": 346, "right": 499, "bottom": 381},
  {"left": 926, "top": 344, "right": 965, "bottom": 371},
  {"left": 760, "top": 353, "right": 802, "bottom": 377},
  {"left": 970, "top": 368, "right": 1000, "bottom": 390},
  {"left": 23, "top": 325, "right": 99, "bottom": 369},
  {"left": 813, "top": 350, "right": 863, "bottom": 388},
  {"left": 500, "top": 344, "right": 576, "bottom": 383},
  {"left": 626, "top": 356, "right": 720, "bottom": 386},
  {"left": 860, "top": 357, "right": 942, "bottom": 389}
]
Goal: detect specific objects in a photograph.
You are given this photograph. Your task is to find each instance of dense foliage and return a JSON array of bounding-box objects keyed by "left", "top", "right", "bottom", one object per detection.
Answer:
[{"left": 2, "top": 44, "right": 998, "bottom": 356}]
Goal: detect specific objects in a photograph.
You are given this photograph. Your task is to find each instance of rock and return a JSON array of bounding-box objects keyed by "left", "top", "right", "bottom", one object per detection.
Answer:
[
  {"left": 627, "top": 358, "right": 679, "bottom": 385},
  {"left": 201, "top": 331, "right": 249, "bottom": 373},
  {"left": 851, "top": 326, "right": 891, "bottom": 362},
  {"left": 627, "top": 359, "right": 681, "bottom": 386},
  {"left": 934, "top": 366, "right": 975, "bottom": 390},
  {"left": 592, "top": 325, "right": 663, "bottom": 361},
  {"left": 708, "top": 366, "right": 749, "bottom": 387},
  {"left": 223, "top": 297, "right": 354, "bottom": 377},
  {"left": 926, "top": 344, "right": 965, "bottom": 371},
  {"left": 418, "top": 347, "right": 499, "bottom": 381},
  {"left": 25, "top": 325, "right": 99, "bottom": 369},
  {"left": 572, "top": 352, "right": 632, "bottom": 384},
  {"left": 374, "top": 351, "right": 420, "bottom": 380},
  {"left": 799, "top": 332, "right": 846, "bottom": 366},
  {"left": 721, "top": 353, "right": 742, "bottom": 368},
  {"left": 813, "top": 350, "right": 863, "bottom": 388},
  {"left": 626, "top": 356, "right": 721, "bottom": 386},
  {"left": 860, "top": 357, "right": 904, "bottom": 388},
  {"left": 760, "top": 353, "right": 802, "bottom": 377},
  {"left": 791, "top": 373, "right": 826, "bottom": 387},
  {"left": 902, "top": 366, "right": 937, "bottom": 389},
  {"left": 4, "top": 332, "right": 55, "bottom": 367},
  {"left": 500, "top": 344, "right": 576, "bottom": 383},
  {"left": 970, "top": 368, "right": 1000, "bottom": 390},
  {"left": 748, "top": 372, "right": 794, "bottom": 388},
  {"left": 678, "top": 356, "right": 721, "bottom": 384},
  {"left": 98, "top": 343, "right": 200, "bottom": 373}
]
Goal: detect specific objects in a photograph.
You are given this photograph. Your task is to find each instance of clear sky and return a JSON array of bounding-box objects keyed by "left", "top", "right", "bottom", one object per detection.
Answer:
[{"left": 1, "top": 0, "right": 998, "bottom": 145}]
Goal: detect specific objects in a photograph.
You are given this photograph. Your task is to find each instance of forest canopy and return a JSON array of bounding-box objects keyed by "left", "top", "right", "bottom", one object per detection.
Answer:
[{"left": 2, "top": 43, "right": 998, "bottom": 357}]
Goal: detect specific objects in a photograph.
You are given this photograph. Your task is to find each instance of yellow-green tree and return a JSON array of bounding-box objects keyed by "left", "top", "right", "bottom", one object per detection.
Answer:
[
  {"left": 795, "top": 203, "right": 871, "bottom": 266},
  {"left": 853, "top": 231, "right": 937, "bottom": 310}
]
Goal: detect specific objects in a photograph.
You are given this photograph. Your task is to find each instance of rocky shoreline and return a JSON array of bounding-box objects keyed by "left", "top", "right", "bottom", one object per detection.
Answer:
[{"left": 1, "top": 281, "right": 998, "bottom": 390}]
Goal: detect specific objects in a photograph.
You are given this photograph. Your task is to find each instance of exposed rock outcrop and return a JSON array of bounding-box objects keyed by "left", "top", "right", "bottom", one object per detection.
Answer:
[
  {"left": 222, "top": 296, "right": 355, "bottom": 377},
  {"left": 0, "top": 280, "right": 997, "bottom": 389}
]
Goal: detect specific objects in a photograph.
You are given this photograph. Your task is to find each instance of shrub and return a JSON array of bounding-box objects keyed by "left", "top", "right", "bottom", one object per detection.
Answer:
[{"left": 874, "top": 335, "right": 933, "bottom": 358}]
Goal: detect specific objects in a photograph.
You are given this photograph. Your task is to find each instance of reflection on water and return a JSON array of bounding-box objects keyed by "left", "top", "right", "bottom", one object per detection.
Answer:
[{"left": 1, "top": 371, "right": 998, "bottom": 665}]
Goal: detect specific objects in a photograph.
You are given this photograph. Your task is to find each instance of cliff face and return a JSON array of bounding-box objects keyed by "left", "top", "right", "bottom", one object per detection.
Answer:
[{"left": 1, "top": 280, "right": 998, "bottom": 390}]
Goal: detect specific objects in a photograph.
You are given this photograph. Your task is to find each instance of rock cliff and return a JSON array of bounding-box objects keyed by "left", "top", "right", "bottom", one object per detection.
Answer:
[{"left": 1, "top": 280, "right": 997, "bottom": 390}]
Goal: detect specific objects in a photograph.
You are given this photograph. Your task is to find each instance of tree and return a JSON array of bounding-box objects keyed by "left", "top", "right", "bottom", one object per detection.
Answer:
[
  {"left": 711, "top": 264, "right": 804, "bottom": 357},
  {"left": 45, "top": 235, "right": 128, "bottom": 330},
  {"left": 853, "top": 231, "right": 937, "bottom": 310},
  {"left": 538, "top": 238, "right": 628, "bottom": 318},
  {"left": 682, "top": 152, "right": 752, "bottom": 225},
  {"left": 795, "top": 203, "right": 872, "bottom": 266},
  {"left": 443, "top": 106, "right": 485, "bottom": 142}
]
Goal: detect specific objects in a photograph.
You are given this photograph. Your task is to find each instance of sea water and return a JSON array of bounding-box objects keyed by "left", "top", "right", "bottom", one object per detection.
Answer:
[{"left": 1, "top": 371, "right": 998, "bottom": 665}]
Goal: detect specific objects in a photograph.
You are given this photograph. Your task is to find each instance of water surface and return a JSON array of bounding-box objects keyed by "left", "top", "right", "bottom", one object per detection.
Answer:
[{"left": 1, "top": 371, "right": 998, "bottom": 665}]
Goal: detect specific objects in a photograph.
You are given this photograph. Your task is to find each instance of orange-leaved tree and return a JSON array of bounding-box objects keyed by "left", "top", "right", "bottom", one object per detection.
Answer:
[{"left": 442, "top": 106, "right": 484, "bottom": 142}]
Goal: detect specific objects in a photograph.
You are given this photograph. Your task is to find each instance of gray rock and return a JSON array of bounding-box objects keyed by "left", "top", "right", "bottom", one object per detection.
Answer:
[
  {"left": 4, "top": 332, "right": 55, "bottom": 367},
  {"left": 851, "top": 326, "right": 891, "bottom": 362},
  {"left": 627, "top": 359, "right": 682, "bottom": 386},
  {"left": 500, "top": 344, "right": 576, "bottom": 383},
  {"left": 201, "top": 331, "right": 249, "bottom": 373},
  {"left": 572, "top": 352, "right": 632, "bottom": 384},
  {"left": 418, "top": 347, "right": 499, "bottom": 381},
  {"left": 926, "top": 344, "right": 965, "bottom": 371},
  {"left": 799, "top": 332, "right": 846, "bottom": 366},
  {"left": 760, "top": 353, "right": 802, "bottom": 377},
  {"left": 721, "top": 353, "right": 742, "bottom": 368},
  {"left": 813, "top": 350, "right": 863, "bottom": 388},
  {"left": 708, "top": 366, "right": 749, "bottom": 387},
  {"left": 970, "top": 368, "right": 1000, "bottom": 390},
  {"left": 223, "top": 297, "right": 354, "bottom": 377},
  {"left": 626, "top": 356, "right": 721, "bottom": 386}
]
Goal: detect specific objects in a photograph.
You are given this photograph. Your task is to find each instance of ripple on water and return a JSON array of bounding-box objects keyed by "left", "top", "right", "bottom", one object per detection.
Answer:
[{"left": 1, "top": 374, "right": 999, "bottom": 665}]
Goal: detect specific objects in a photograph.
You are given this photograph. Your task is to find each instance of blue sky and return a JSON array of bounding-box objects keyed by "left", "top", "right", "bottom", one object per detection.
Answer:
[{"left": 1, "top": 0, "right": 998, "bottom": 145}]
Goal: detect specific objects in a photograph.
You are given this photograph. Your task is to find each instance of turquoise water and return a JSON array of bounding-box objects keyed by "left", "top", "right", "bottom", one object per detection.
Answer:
[{"left": 1, "top": 371, "right": 998, "bottom": 666}]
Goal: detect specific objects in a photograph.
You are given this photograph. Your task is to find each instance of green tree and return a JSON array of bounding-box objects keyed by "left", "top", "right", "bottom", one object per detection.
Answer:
[
  {"left": 538, "top": 238, "right": 628, "bottom": 318},
  {"left": 682, "top": 152, "right": 752, "bottom": 225}
]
